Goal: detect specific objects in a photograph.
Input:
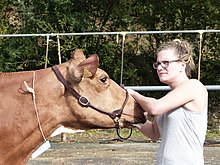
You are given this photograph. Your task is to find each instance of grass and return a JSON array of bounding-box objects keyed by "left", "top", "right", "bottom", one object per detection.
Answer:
[
  {"left": 206, "top": 129, "right": 220, "bottom": 141},
  {"left": 58, "top": 128, "right": 220, "bottom": 143}
]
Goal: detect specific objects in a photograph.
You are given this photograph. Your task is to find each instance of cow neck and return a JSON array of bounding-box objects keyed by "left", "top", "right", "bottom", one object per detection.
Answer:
[
  {"left": 24, "top": 71, "right": 47, "bottom": 142},
  {"left": 51, "top": 66, "right": 81, "bottom": 100}
]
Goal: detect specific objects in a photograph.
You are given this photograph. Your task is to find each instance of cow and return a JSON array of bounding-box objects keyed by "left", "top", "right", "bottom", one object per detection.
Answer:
[{"left": 0, "top": 49, "right": 146, "bottom": 164}]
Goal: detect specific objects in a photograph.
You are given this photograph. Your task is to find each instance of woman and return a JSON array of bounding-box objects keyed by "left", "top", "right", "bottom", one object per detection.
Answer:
[{"left": 128, "top": 39, "right": 208, "bottom": 165}]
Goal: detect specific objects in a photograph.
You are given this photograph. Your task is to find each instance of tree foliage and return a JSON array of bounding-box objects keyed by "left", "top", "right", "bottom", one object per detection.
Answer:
[{"left": 0, "top": 0, "right": 220, "bottom": 129}]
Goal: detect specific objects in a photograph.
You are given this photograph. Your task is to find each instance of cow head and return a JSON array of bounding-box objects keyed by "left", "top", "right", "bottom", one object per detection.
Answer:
[{"left": 61, "top": 49, "right": 146, "bottom": 130}]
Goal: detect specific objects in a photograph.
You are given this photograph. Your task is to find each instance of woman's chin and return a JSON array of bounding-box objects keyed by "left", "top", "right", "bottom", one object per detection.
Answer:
[{"left": 159, "top": 77, "right": 168, "bottom": 83}]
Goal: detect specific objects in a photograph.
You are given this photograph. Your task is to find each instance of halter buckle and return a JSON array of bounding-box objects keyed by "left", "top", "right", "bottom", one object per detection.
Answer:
[{"left": 79, "top": 96, "right": 89, "bottom": 106}]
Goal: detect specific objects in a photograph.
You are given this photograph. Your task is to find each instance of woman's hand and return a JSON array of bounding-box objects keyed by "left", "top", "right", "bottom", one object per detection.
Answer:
[
  {"left": 133, "top": 112, "right": 148, "bottom": 129},
  {"left": 127, "top": 88, "right": 137, "bottom": 97}
]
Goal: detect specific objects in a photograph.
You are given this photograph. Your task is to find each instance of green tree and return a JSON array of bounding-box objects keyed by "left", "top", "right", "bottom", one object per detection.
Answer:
[{"left": 0, "top": 0, "right": 219, "bottom": 130}]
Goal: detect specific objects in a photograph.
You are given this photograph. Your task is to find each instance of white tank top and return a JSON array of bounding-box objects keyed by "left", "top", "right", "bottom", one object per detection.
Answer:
[{"left": 156, "top": 105, "right": 208, "bottom": 165}]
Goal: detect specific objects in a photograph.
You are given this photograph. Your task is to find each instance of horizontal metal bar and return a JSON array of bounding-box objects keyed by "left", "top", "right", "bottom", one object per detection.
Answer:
[
  {"left": 1, "top": 30, "right": 220, "bottom": 38},
  {"left": 125, "top": 85, "right": 220, "bottom": 91},
  {"left": 0, "top": 32, "right": 119, "bottom": 37},
  {"left": 125, "top": 86, "right": 170, "bottom": 91}
]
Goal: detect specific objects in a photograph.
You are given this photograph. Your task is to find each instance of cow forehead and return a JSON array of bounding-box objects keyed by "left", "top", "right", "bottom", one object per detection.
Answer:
[
  {"left": 95, "top": 68, "right": 109, "bottom": 77},
  {"left": 95, "top": 68, "right": 124, "bottom": 90}
]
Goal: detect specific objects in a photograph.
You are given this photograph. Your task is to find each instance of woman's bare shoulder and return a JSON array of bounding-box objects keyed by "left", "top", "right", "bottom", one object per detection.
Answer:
[
  {"left": 187, "top": 79, "right": 208, "bottom": 98},
  {"left": 183, "top": 79, "right": 208, "bottom": 112},
  {"left": 179, "top": 79, "right": 207, "bottom": 97},
  {"left": 187, "top": 79, "right": 206, "bottom": 90}
]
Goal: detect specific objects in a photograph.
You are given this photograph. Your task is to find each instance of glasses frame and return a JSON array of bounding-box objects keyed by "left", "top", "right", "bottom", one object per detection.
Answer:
[{"left": 153, "top": 59, "right": 181, "bottom": 69}]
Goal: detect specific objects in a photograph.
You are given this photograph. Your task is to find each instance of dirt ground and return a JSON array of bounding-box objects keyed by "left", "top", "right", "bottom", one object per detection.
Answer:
[{"left": 28, "top": 129, "right": 220, "bottom": 165}]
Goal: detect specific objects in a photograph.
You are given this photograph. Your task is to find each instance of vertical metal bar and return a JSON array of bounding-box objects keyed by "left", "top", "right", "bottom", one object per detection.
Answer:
[
  {"left": 198, "top": 31, "right": 204, "bottom": 80},
  {"left": 120, "top": 33, "right": 126, "bottom": 85},
  {"left": 116, "top": 33, "right": 119, "bottom": 45},
  {"left": 45, "top": 35, "right": 49, "bottom": 69},
  {"left": 57, "top": 35, "right": 62, "bottom": 64}
]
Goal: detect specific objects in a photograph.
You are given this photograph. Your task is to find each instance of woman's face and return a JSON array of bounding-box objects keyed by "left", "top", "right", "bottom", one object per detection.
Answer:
[{"left": 155, "top": 49, "right": 184, "bottom": 84}]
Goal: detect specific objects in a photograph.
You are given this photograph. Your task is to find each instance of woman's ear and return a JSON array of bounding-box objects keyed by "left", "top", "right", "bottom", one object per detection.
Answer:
[{"left": 180, "top": 61, "right": 186, "bottom": 72}]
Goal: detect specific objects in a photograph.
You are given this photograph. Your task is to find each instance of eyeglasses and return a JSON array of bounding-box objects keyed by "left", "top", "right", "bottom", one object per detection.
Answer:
[{"left": 153, "top": 59, "right": 180, "bottom": 69}]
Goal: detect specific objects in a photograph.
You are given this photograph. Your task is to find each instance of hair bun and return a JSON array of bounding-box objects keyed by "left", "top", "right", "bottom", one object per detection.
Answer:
[{"left": 173, "top": 39, "right": 182, "bottom": 43}]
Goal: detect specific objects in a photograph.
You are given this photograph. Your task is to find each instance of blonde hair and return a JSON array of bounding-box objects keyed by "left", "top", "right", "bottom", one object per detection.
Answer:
[{"left": 157, "top": 39, "right": 195, "bottom": 78}]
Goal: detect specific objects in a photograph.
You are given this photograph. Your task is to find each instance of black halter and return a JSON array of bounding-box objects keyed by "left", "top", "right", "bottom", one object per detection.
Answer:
[{"left": 52, "top": 66, "right": 132, "bottom": 139}]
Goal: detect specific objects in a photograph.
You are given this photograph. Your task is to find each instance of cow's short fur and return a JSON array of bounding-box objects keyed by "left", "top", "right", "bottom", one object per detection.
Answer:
[{"left": 0, "top": 49, "right": 146, "bottom": 164}]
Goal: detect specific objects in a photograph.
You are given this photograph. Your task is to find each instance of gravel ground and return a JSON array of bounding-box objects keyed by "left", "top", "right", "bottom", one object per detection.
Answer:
[{"left": 27, "top": 130, "right": 220, "bottom": 165}]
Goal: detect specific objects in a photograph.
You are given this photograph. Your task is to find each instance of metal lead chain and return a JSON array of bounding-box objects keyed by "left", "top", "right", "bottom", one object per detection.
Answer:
[{"left": 116, "top": 127, "right": 132, "bottom": 140}]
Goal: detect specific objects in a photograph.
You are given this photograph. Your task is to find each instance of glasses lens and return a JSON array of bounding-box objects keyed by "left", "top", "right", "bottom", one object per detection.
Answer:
[
  {"left": 161, "top": 61, "right": 169, "bottom": 68},
  {"left": 153, "top": 60, "right": 180, "bottom": 69},
  {"left": 153, "top": 61, "right": 170, "bottom": 69},
  {"left": 153, "top": 62, "right": 158, "bottom": 69}
]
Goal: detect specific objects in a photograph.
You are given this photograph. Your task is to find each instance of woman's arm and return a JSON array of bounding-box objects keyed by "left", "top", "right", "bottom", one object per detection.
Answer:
[
  {"left": 138, "top": 116, "right": 160, "bottom": 140},
  {"left": 128, "top": 79, "right": 207, "bottom": 115}
]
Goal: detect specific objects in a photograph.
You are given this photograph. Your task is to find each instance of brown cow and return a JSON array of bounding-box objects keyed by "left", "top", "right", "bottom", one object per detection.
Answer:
[{"left": 0, "top": 49, "right": 146, "bottom": 164}]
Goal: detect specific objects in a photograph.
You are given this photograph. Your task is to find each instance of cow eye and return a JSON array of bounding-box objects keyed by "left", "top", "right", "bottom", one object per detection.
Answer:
[{"left": 100, "top": 77, "right": 107, "bottom": 83}]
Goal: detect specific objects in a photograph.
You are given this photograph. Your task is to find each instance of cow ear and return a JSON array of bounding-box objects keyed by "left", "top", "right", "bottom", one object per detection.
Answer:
[
  {"left": 71, "top": 49, "right": 86, "bottom": 61},
  {"left": 70, "top": 54, "right": 99, "bottom": 82},
  {"left": 78, "top": 54, "right": 99, "bottom": 78}
]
